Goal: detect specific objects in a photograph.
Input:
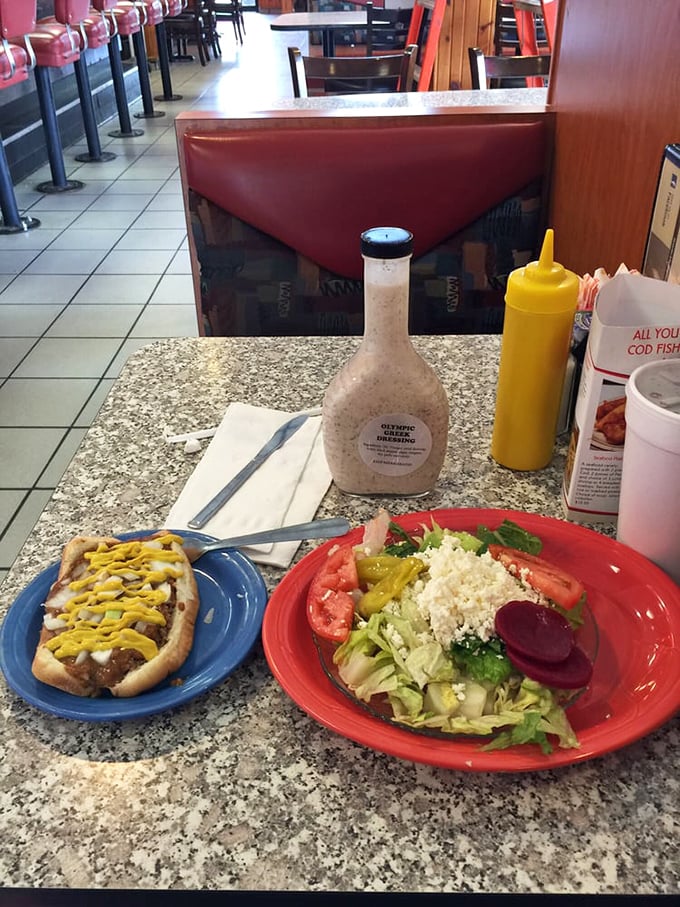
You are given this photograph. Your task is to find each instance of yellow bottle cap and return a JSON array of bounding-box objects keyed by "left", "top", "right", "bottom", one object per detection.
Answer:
[{"left": 506, "top": 229, "right": 579, "bottom": 314}]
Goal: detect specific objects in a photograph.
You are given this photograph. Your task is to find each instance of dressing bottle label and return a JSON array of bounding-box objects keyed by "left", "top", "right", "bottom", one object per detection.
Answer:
[{"left": 358, "top": 414, "right": 433, "bottom": 476}]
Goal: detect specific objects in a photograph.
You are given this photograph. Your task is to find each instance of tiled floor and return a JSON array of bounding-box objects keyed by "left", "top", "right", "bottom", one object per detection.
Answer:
[{"left": 0, "top": 12, "right": 309, "bottom": 582}]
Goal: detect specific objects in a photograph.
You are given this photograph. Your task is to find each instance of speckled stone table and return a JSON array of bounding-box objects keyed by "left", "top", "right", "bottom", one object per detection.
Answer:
[
  {"left": 249, "top": 87, "right": 548, "bottom": 113},
  {"left": 0, "top": 336, "right": 678, "bottom": 895}
]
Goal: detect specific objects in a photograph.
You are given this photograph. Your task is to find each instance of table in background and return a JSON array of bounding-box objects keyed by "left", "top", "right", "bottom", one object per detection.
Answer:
[
  {"left": 270, "top": 10, "right": 368, "bottom": 55},
  {"left": 0, "top": 336, "right": 677, "bottom": 895}
]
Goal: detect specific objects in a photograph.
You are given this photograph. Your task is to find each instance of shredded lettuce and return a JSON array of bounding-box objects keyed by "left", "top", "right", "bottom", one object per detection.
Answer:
[
  {"left": 330, "top": 517, "right": 583, "bottom": 754},
  {"left": 333, "top": 606, "right": 580, "bottom": 753}
]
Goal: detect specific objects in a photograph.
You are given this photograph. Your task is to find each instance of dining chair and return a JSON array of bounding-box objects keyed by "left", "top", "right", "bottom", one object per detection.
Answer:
[
  {"left": 165, "top": 0, "right": 211, "bottom": 65},
  {"left": 403, "top": 0, "right": 446, "bottom": 91},
  {"left": 211, "top": 0, "right": 244, "bottom": 43},
  {"left": 468, "top": 46, "right": 551, "bottom": 89},
  {"left": 199, "top": 0, "right": 222, "bottom": 57},
  {"left": 288, "top": 44, "right": 417, "bottom": 98},
  {"left": 365, "top": 1, "right": 412, "bottom": 56}
]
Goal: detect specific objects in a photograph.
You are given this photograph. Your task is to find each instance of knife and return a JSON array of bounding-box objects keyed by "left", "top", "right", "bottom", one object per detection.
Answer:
[{"left": 187, "top": 414, "right": 309, "bottom": 530}]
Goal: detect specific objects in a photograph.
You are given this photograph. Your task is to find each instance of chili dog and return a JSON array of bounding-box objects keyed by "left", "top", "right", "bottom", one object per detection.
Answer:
[{"left": 31, "top": 531, "right": 199, "bottom": 698}]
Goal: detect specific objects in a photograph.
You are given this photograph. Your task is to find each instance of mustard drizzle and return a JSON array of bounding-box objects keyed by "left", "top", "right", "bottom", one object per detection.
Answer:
[{"left": 45, "top": 534, "right": 185, "bottom": 662}]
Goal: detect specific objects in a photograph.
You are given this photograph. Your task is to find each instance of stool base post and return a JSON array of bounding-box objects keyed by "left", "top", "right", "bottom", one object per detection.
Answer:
[
  {"left": 131, "top": 30, "right": 165, "bottom": 119},
  {"left": 33, "top": 66, "right": 84, "bottom": 193},
  {"left": 153, "top": 22, "right": 182, "bottom": 102},
  {"left": 107, "top": 35, "right": 144, "bottom": 138},
  {"left": 0, "top": 140, "right": 40, "bottom": 233},
  {"left": 73, "top": 57, "right": 117, "bottom": 163}
]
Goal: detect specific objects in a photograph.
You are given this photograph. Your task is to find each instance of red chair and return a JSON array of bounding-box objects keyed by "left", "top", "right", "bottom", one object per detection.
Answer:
[
  {"left": 41, "top": 0, "right": 117, "bottom": 163},
  {"left": 94, "top": 1, "right": 145, "bottom": 137},
  {"left": 103, "top": 2, "right": 165, "bottom": 124},
  {"left": 0, "top": 0, "right": 40, "bottom": 232},
  {"left": 154, "top": 0, "right": 185, "bottom": 102},
  {"left": 13, "top": 0, "right": 88, "bottom": 192},
  {"left": 128, "top": 0, "right": 167, "bottom": 118},
  {"left": 540, "top": 0, "right": 559, "bottom": 52}
]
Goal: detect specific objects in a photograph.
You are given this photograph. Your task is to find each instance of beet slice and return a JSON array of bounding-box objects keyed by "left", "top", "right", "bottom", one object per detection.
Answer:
[
  {"left": 495, "top": 600, "right": 574, "bottom": 664},
  {"left": 505, "top": 643, "right": 593, "bottom": 690}
]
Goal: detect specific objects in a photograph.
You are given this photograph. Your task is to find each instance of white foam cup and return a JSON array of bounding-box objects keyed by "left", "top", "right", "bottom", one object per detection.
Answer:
[{"left": 616, "top": 358, "right": 680, "bottom": 585}]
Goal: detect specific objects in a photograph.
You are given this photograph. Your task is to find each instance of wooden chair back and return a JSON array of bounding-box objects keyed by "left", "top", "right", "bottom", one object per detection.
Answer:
[
  {"left": 288, "top": 43, "right": 417, "bottom": 98},
  {"left": 468, "top": 46, "right": 551, "bottom": 89}
]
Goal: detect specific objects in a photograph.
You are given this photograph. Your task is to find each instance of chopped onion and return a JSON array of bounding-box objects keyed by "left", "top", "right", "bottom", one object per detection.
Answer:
[
  {"left": 203, "top": 607, "right": 215, "bottom": 624},
  {"left": 44, "top": 616, "right": 68, "bottom": 631},
  {"left": 78, "top": 609, "right": 93, "bottom": 621},
  {"left": 146, "top": 540, "right": 162, "bottom": 549},
  {"left": 158, "top": 582, "right": 171, "bottom": 601},
  {"left": 90, "top": 649, "right": 112, "bottom": 665},
  {"left": 97, "top": 589, "right": 122, "bottom": 601},
  {"left": 47, "top": 586, "right": 75, "bottom": 610},
  {"left": 135, "top": 621, "right": 148, "bottom": 632},
  {"left": 75, "top": 650, "right": 88, "bottom": 665}
]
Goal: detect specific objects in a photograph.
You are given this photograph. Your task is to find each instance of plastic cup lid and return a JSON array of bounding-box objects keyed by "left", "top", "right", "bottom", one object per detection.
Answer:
[{"left": 626, "top": 359, "right": 680, "bottom": 452}]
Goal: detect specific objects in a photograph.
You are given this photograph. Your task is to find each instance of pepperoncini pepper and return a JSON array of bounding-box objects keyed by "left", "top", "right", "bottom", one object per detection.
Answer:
[
  {"left": 356, "top": 555, "right": 405, "bottom": 584},
  {"left": 357, "top": 556, "right": 425, "bottom": 618}
]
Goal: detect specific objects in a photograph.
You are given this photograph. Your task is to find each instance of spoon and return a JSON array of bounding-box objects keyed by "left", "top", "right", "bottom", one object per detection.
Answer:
[{"left": 181, "top": 517, "right": 351, "bottom": 563}]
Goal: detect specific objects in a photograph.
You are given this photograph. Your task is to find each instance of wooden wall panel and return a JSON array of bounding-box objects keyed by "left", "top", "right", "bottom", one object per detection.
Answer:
[
  {"left": 435, "top": 0, "right": 496, "bottom": 91},
  {"left": 547, "top": 0, "right": 680, "bottom": 275}
]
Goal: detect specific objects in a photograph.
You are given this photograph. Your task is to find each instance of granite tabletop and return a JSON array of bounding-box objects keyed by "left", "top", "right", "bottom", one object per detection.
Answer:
[
  {"left": 243, "top": 87, "right": 548, "bottom": 114},
  {"left": 0, "top": 336, "right": 677, "bottom": 896}
]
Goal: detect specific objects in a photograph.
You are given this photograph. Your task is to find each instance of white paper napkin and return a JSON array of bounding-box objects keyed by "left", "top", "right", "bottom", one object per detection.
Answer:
[{"left": 166, "top": 403, "right": 332, "bottom": 568}]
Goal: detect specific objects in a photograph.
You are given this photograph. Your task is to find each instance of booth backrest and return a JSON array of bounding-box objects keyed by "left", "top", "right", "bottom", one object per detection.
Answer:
[{"left": 176, "top": 109, "right": 548, "bottom": 337}]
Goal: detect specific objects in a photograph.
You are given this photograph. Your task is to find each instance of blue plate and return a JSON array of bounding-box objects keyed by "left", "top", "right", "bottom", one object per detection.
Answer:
[{"left": 0, "top": 530, "right": 268, "bottom": 722}]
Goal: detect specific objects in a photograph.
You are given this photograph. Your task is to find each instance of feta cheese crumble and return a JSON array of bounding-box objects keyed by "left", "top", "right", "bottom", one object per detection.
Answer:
[{"left": 414, "top": 534, "right": 542, "bottom": 647}]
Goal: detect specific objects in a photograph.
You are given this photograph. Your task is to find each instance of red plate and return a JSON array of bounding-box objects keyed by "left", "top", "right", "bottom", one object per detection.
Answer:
[{"left": 262, "top": 508, "right": 680, "bottom": 772}]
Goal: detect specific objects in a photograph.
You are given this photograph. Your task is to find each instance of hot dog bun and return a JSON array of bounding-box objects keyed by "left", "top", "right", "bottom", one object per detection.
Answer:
[{"left": 31, "top": 531, "right": 199, "bottom": 698}]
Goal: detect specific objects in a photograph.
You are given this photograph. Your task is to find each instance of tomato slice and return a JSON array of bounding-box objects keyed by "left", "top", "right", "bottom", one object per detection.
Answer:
[
  {"left": 306, "top": 544, "right": 359, "bottom": 643},
  {"left": 487, "top": 545, "right": 585, "bottom": 610}
]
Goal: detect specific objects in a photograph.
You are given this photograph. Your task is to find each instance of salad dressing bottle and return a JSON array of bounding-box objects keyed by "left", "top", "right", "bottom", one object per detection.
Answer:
[
  {"left": 322, "top": 227, "right": 449, "bottom": 495},
  {"left": 491, "top": 229, "right": 579, "bottom": 471}
]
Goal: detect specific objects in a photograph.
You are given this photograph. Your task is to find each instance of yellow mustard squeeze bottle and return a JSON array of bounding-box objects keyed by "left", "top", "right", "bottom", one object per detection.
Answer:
[
  {"left": 322, "top": 227, "right": 449, "bottom": 495},
  {"left": 491, "top": 229, "right": 579, "bottom": 470}
]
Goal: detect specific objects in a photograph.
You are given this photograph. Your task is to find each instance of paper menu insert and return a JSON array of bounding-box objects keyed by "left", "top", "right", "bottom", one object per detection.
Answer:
[{"left": 562, "top": 272, "right": 680, "bottom": 523}]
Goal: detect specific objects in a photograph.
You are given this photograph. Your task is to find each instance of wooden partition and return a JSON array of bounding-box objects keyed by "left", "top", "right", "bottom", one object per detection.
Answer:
[
  {"left": 434, "top": 0, "right": 496, "bottom": 91},
  {"left": 547, "top": 0, "right": 680, "bottom": 275}
]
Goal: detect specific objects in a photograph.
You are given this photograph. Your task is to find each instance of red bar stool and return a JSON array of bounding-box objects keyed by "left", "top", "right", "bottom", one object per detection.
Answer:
[
  {"left": 104, "top": 1, "right": 165, "bottom": 121},
  {"left": 94, "top": 1, "right": 145, "bottom": 137},
  {"left": 42, "top": 0, "right": 117, "bottom": 163},
  {"left": 13, "top": 3, "right": 86, "bottom": 192},
  {"left": 153, "top": 0, "right": 184, "bottom": 101},
  {"left": 0, "top": 0, "right": 40, "bottom": 233}
]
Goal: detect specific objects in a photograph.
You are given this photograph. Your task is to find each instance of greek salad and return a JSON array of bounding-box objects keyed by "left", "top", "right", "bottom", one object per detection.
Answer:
[{"left": 306, "top": 511, "right": 594, "bottom": 754}]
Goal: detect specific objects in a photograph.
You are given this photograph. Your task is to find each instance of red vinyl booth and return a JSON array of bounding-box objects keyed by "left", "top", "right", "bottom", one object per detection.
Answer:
[{"left": 175, "top": 109, "right": 548, "bottom": 337}]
